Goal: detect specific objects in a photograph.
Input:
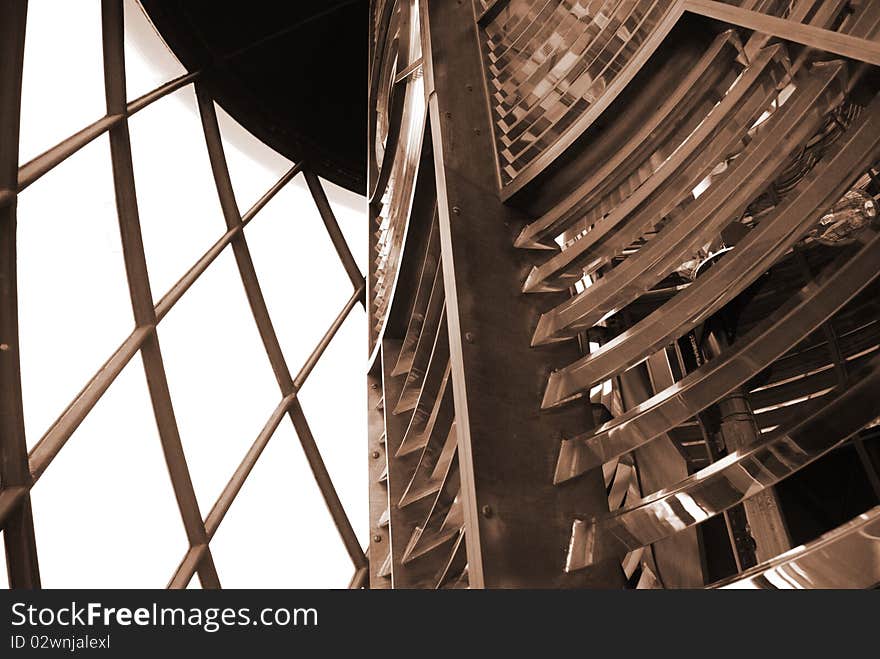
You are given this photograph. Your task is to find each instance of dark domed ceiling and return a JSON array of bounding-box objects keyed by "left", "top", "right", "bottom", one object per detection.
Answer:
[{"left": 140, "top": 0, "right": 366, "bottom": 194}]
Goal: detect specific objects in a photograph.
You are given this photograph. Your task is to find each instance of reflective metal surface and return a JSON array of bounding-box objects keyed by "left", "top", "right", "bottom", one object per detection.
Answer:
[
  {"left": 714, "top": 505, "right": 880, "bottom": 589},
  {"left": 544, "top": 91, "right": 880, "bottom": 405},
  {"left": 555, "top": 228, "right": 880, "bottom": 482},
  {"left": 566, "top": 352, "right": 880, "bottom": 570}
]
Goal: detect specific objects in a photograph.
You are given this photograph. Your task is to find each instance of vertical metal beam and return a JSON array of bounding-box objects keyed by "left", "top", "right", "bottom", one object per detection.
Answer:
[
  {"left": 0, "top": 0, "right": 41, "bottom": 589},
  {"left": 420, "top": 0, "right": 623, "bottom": 587},
  {"left": 101, "top": 0, "right": 221, "bottom": 588},
  {"left": 303, "top": 169, "right": 366, "bottom": 303},
  {"left": 195, "top": 86, "right": 367, "bottom": 572}
]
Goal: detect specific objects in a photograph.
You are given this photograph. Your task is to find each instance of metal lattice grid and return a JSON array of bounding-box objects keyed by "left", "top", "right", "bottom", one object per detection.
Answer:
[{"left": 0, "top": 0, "right": 369, "bottom": 589}]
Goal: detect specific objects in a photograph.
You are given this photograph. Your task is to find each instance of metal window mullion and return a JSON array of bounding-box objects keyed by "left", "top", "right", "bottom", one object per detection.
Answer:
[
  {"left": 0, "top": 159, "right": 305, "bottom": 534},
  {"left": 0, "top": 0, "right": 41, "bottom": 589},
  {"left": 16, "top": 75, "right": 200, "bottom": 195},
  {"left": 102, "top": 0, "right": 220, "bottom": 589},
  {"left": 195, "top": 87, "right": 367, "bottom": 572},
  {"left": 167, "top": 393, "right": 294, "bottom": 588},
  {"left": 195, "top": 84, "right": 296, "bottom": 395},
  {"left": 303, "top": 169, "right": 366, "bottom": 305}
]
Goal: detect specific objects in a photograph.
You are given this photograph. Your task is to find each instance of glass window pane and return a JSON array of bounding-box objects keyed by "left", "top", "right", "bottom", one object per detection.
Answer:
[
  {"left": 30, "top": 360, "right": 189, "bottom": 588},
  {"left": 129, "top": 84, "right": 227, "bottom": 303},
  {"left": 156, "top": 249, "right": 280, "bottom": 515},
  {"left": 123, "top": 0, "right": 187, "bottom": 102},
  {"left": 19, "top": 0, "right": 106, "bottom": 165},
  {"left": 16, "top": 134, "right": 135, "bottom": 447}
]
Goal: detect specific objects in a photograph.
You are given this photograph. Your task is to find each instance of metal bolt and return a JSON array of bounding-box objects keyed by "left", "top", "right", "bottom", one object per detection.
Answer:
[
  {"left": 452, "top": 206, "right": 461, "bottom": 215},
  {"left": 465, "top": 332, "right": 475, "bottom": 344},
  {"left": 466, "top": 84, "right": 473, "bottom": 92},
  {"left": 446, "top": 111, "right": 452, "bottom": 119},
  {"left": 373, "top": 534, "right": 382, "bottom": 543},
  {"left": 481, "top": 505, "right": 493, "bottom": 518},
  {"left": 371, "top": 450, "right": 380, "bottom": 459},
  {"left": 474, "top": 128, "right": 481, "bottom": 135},
  {"left": 0, "top": 343, "right": 8, "bottom": 351}
]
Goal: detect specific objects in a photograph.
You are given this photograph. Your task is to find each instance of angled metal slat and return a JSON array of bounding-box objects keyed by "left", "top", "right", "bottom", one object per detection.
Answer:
[
  {"left": 514, "top": 28, "right": 742, "bottom": 249},
  {"left": 395, "top": 309, "right": 449, "bottom": 456},
  {"left": 565, "top": 351, "right": 880, "bottom": 571},
  {"left": 712, "top": 504, "right": 880, "bottom": 589},
  {"left": 523, "top": 42, "right": 784, "bottom": 295},
  {"left": 535, "top": 59, "right": 847, "bottom": 349},
  {"left": 391, "top": 212, "right": 440, "bottom": 375},
  {"left": 544, "top": 92, "right": 880, "bottom": 406},
  {"left": 394, "top": 266, "right": 445, "bottom": 413},
  {"left": 554, "top": 230, "right": 880, "bottom": 482}
]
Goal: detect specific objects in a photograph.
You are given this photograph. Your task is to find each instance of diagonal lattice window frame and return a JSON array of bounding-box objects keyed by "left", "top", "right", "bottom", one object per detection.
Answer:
[{"left": 0, "top": 0, "right": 369, "bottom": 590}]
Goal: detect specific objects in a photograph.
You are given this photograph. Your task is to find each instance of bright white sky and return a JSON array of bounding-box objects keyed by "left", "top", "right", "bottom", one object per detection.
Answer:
[{"left": 11, "top": 0, "right": 368, "bottom": 588}]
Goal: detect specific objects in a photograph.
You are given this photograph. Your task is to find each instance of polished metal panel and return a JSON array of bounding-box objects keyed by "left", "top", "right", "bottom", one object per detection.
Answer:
[{"left": 371, "top": 0, "right": 428, "bottom": 346}]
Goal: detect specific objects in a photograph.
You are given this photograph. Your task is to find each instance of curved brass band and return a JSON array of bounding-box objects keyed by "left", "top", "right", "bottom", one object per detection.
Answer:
[
  {"left": 554, "top": 229, "right": 880, "bottom": 483},
  {"left": 543, "top": 88, "right": 880, "bottom": 406},
  {"left": 711, "top": 505, "right": 880, "bottom": 589},
  {"left": 565, "top": 352, "right": 880, "bottom": 571}
]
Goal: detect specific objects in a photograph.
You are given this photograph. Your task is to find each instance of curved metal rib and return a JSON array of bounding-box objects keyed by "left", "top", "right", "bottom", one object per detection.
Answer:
[
  {"left": 554, "top": 229, "right": 880, "bottom": 482},
  {"left": 398, "top": 373, "right": 454, "bottom": 505},
  {"left": 565, "top": 352, "right": 880, "bottom": 571},
  {"left": 544, "top": 92, "right": 880, "bottom": 406},
  {"left": 395, "top": 308, "right": 449, "bottom": 456},
  {"left": 399, "top": 391, "right": 456, "bottom": 507},
  {"left": 522, "top": 42, "right": 786, "bottom": 294},
  {"left": 712, "top": 505, "right": 880, "bottom": 589},
  {"left": 392, "top": 215, "right": 441, "bottom": 376},
  {"left": 513, "top": 28, "right": 742, "bottom": 249},
  {"left": 534, "top": 60, "right": 847, "bottom": 344},
  {"left": 500, "top": 1, "right": 656, "bottom": 151},
  {"left": 401, "top": 454, "right": 461, "bottom": 564},
  {"left": 394, "top": 264, "right": 445, "bottom": 413},
  {"left": 434, "top": 528, "right": 467, "bottom": 589}
]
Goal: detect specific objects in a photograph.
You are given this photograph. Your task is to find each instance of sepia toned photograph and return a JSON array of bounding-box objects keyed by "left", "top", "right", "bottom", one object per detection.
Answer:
[{"left": 1, "top": 0, "right": 879, "bottom": 614}]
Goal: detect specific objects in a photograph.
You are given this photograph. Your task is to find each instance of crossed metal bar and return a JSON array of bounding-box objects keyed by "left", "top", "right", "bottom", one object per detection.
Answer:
[{"left": 0, "top": 0, "right": 367, "bottom": 589}]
